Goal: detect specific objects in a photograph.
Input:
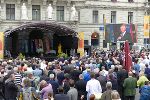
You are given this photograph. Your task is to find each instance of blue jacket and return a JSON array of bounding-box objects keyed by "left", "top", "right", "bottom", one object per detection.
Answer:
[{"left": 140, "top": 85, "right": 150, "bottom": 100}]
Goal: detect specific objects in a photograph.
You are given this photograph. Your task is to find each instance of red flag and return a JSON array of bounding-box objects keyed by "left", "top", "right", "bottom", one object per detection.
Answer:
[{"left": 124, "top": 40, "right": 132, "bottom": 72}]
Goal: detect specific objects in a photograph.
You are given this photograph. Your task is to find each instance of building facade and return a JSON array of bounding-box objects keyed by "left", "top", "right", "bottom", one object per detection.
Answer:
[{"left": 0, "top": 0, "right": 149, "bottom": 49}]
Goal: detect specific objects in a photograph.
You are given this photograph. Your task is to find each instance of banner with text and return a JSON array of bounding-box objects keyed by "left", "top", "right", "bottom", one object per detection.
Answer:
[
  {"left": 144, "top": 16, "right": 150, "bottom": 38},
  {"left": 78, "top": 32, "right": 84, "bottom": 57},
  {"left": 0, "top": 32, "right": 4, "bottom": 59}
]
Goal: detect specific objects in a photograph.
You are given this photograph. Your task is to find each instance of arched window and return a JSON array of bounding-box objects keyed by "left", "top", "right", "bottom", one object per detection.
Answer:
[{"left": 91, "top": 32, "right": 99, "bottom": 46}]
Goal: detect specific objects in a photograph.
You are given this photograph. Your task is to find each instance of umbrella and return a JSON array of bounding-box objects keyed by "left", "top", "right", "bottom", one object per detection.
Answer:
[{"left": 124, "top": 40, "right": 132, "bottom": 72}]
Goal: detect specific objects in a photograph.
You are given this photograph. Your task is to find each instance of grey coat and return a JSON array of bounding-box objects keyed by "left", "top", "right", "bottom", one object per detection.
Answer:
[{"left": 67, "top": 87, "right": 78, "bottom": 100}]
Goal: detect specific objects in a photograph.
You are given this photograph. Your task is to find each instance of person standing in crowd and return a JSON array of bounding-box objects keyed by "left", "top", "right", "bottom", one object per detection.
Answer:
[
  {"left": 63, "top": 73, "right": 70, "bottom": 94},
  {"left": 137, "top": 71, "right": 149, "bottom": 88},
  {"left": 133, "top": 59, "right": 140, "bottom": 77},
  {"left": 111, "top": 90, "right": 121, "bottom": 100},
  {"left": 97, "top": 71, "right": 107, "bottom": 93},
  {"left": 139, "top": 81, "right": 150, "bottom": 100},
  {"left": 4, "top": 73, "right": 18, "bottom": 100},
  {"left": 54, "top": 87, "right": 69, "bottom": 100},
  {"left": 108, "top": 73, "right": 118, "bottom": 91},
  {"left": 40, "top": 80, "right": 53, "bottom": 100},
  {"left": 83, "top": 67, "right": 91, "bottom": 82},
  {"left": 14, "top": 67, "right": 22, "bottom": 85},
  {"left": 75, "top": 74, "right": 87, "bottom": 100},
  {"left": 86, "top": 72, "right": 102, "bottom": 99},
  {"left": 67, "top": 80, "right": 78, "bottom": 100},
  {"left": 101, "top": 82, "right": 112, "bottom": 100},
  {"left": 123, "top": 72, "right": 137, "bottom": 100},
  {"left": 0, "top": 69, "right": 5, "bottom": 100},
  {"left": 48, "top": 74, "right": 59, "bottom": 95},
  {"left": 144, "top": 64, "right": 150, "bottom": 80},
  {"left": 20, "top": 78, "right": 37, "bottom": 100},
  {"left": 117, "top": 65, "right": 128, "bottom": 99}
]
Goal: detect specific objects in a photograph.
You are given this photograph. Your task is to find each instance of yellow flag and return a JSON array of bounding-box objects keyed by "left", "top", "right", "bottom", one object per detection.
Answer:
[
  {"left": 144, "top": 16, "right": 150, "bottom": 38},
  {"left": 77, "top": 32, "right": 84, "bottom": 57}
]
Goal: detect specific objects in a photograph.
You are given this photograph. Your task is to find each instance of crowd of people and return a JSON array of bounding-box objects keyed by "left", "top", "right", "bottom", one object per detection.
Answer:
[{"left": 0, "top": 49, "right": 150, "bottom": 100}]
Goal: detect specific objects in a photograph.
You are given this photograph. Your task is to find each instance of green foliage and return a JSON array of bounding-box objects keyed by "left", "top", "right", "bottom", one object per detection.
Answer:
[
  {"left": 18, "top": 53, "right": 25, "bottom": 60},
  {"left": 57, "top": 53, "right": 68, "bottom": 58}
]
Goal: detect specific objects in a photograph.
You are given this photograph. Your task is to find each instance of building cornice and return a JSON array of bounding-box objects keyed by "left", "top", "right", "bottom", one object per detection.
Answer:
[{"left": 81, "top": 1, "right": 145, "bottom": 10}]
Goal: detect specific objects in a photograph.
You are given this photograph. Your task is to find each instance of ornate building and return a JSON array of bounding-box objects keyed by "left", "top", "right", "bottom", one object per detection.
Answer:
[{"left": 0, "top": 0, "right": 149, "bottom": 51}]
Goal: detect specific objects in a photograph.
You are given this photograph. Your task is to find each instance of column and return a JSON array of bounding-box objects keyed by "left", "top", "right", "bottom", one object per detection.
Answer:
[
  {"left": 66, "top": 1, "right": 71, "bottom": 21},
  {"left": 42, "top": 0, "right": 47, "bottom": 20},
  {"left": 16, "top": 0, "right": 21, "bottom": 20},
  {"left": 52, "top": 1, "right": 57, "bottom": 21}
]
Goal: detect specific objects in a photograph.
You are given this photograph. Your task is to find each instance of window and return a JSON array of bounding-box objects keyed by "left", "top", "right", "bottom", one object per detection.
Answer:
[
  {"left": 6, "top": 4, "right": 15, "bottom": 20},
  {"left": 84, "top": 40, "right": 89, "bottom": 45},
  {"left": 32, "top": 5, "right": 41, "bottom": 20},
  {"left": 128, "top": 12, "right": 133, "bottom": 23},
  {"left": 111, "top": 11, "right": 116, "bottom": 23},
  {"left": 128, "top": 0, "right": 133, "bottom": 2},
  {"left": 21, "top": 0, "right": 27, "bottom": 2},
  {"left": 57, "top": 6, "right": 64, "bottom": 21},
  {"left": 93, "top": 10, "right": 98, "bottom": 23},
  {"left": 111, "top": 0, "right": 117, "bottom": 2},
  {"left": 91, "top": 32, "right": 99, "bottom": 46}
]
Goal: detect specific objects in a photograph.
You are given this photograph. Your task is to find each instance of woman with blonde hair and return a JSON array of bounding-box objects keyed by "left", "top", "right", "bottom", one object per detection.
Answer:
[{"left": 19, "top": 78, "right": 38, "bottom": 100}]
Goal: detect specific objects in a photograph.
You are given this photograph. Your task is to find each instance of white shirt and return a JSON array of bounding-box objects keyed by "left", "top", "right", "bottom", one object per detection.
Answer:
[{"left": 86, "top": 78, "right": 102, "bottom": 97}]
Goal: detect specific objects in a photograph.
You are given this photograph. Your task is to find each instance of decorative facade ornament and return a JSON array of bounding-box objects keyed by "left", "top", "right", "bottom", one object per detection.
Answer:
[
  {"left": 47, "top": 4, "right": 53, "bottom": 20},
  {"left": 21, "top": 3, "right": 28, "bottom": 20},
  {"left": 70, "top": 5, "right": 77, "bottom": 21}
]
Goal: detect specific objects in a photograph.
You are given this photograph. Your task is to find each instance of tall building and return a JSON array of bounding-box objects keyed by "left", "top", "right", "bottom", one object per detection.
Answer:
[{"left": 0, "top": 0, "right": 149, "bottom": 53}]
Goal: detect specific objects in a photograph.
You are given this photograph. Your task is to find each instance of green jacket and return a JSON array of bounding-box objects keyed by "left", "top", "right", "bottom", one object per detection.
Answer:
[{"left": 123, "top": 77, "right": 137, "bottom": 96}]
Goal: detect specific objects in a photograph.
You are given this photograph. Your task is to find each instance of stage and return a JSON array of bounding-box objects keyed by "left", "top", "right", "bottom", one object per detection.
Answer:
[{"left": 4, "top": 22, "right": 78, "bottom": 58}]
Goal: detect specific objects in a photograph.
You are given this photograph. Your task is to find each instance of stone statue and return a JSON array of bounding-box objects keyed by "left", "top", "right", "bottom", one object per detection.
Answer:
[
  {"left": 21, "top": 3, "right": 28, "bottom": 20},
  {"left": 70, "top": 5, "right": 76, "bottom": 21},
  {"left": 47, "top": 4, "right": 53, "bottom": 19}
]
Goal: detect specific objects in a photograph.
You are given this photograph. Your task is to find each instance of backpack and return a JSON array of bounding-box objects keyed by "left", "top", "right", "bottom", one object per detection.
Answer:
[{"left": 22, "top": 87, "right": 33, "bottom": 100}]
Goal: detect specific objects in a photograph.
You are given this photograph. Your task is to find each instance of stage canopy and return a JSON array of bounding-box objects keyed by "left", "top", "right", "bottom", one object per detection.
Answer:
[{"left": 4, "top": 22, "right": 78, "bottom": 37}]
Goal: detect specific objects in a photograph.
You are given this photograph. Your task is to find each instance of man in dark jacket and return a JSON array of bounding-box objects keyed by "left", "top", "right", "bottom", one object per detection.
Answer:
[
  {"left": 4, "top": 73, "right": 18, "bottom": 100},
  {"left": 54, "top": 87, "right": 69, "bottom": 100},
  {"left": 117, "top": 65, "right": 128, "bottom": 100},
  {"left": 48, "top": 74, "right": 59, "bottom": 95},
  {"left": 97, "top": 71, "right": 107, "bottom": 92},
  {"left": 75, "top": 74, "right": 87, "bottom": 100}
]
